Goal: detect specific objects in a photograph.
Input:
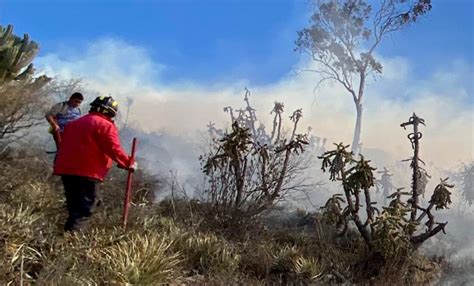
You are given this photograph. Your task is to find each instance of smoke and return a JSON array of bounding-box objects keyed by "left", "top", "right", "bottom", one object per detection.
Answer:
[
  {"left": 35, "top": 37, "right": 472, "bottom": 197},
  {"left": 36, "top": 38, "right": 474, "bottom": 201},
  {"left": 35, "top": 38, "right": 472, "bottom": 193},
  {"left": 37, "top": 38, "right": 473, "bottom": 168},
  {"left": 34, "top": 36, "right": 474, "bottom": 281}
]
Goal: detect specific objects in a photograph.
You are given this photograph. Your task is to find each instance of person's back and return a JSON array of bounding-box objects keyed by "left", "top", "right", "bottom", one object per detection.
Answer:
[
  {"left": 53, "top": 96, "right": 136, "bottom": 232},
  {"left": 54, "top": 112, "right": 128, "bottom": 181}
]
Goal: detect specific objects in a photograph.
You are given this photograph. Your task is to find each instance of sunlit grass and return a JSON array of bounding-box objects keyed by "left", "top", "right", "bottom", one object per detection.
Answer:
[{"left": 0, "top": 149, "right": 449, "bottom": 284}]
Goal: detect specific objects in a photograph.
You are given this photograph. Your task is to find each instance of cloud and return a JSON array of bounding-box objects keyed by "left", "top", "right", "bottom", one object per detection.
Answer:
[
  {"left": 37, "top": 38, "right": 165, "bottom": 98},
  {"left": 36, "top": 38, "right": 473, "bottom": 170}
]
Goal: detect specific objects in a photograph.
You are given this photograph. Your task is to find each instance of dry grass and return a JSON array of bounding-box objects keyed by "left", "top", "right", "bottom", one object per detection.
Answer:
[
  {"left": 98, "top": 233, "right": 183, "bottom": 284},
  {"left": 175, "top": 232, "right": 241, "bottom": 274},
  {"left": 0, "top": 147, "right": 445, "bottom": 285}
]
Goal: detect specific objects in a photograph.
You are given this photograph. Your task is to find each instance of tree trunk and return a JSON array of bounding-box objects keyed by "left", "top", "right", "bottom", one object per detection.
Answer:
[
  {"left": 351, "top": 103, "right": 363, "bottom": 155},
  {"left": 352, "top": 72, "right": 366, "bottom": 156}
]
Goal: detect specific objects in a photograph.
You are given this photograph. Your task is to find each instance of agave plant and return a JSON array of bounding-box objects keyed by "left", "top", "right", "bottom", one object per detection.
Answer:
[
  {"left": 271, "top": 245, "right": 302, "bottom": 273},
  {"left": 292, "top": 256, "right": 323, "bottom": 281},
  {"left": 99, "top": 234, "right": 182, "bottom": 284}
]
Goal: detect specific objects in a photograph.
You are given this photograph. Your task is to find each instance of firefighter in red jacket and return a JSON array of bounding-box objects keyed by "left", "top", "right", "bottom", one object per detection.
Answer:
[{"left": 54, "top": 96, "right": 137, "bottom": 232}]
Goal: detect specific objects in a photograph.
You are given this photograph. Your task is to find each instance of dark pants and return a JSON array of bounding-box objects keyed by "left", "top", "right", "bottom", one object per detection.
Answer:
[{"left": 61, "top": 175, "right": 97, "bottom": 232}]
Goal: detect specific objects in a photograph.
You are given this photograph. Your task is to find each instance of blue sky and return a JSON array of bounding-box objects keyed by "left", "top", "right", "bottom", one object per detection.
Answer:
[
  {"left": 0, "top": 0, "right": 471, "bottom": 166},
  {"left": 0, "top": 0, "right": 472, "bottom": 86}
]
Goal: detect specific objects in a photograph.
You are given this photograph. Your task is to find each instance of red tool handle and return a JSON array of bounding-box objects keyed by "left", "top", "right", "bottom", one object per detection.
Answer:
[{"left": 122, "top": 137, "right": 138, "bottom": 229}]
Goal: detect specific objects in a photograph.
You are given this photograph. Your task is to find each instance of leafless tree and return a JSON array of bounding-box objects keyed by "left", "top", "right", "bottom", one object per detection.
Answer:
[{"left": 0, "top": 79, "right": 49, "bottom": 142}]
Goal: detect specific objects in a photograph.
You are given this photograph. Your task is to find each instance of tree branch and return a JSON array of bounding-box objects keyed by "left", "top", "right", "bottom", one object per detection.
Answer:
[{"left": 410, "top": 222, "right": 448, "bottom": 248}]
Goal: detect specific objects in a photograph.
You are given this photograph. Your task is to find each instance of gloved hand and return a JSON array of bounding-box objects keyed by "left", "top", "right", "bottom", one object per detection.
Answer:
[{"left": 129, "top": 161, "right": 138, "bottom": 172}]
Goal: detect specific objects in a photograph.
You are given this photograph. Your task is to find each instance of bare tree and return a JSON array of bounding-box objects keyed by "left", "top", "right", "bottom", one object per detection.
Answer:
[
  {"left": 295, "top": 0, "right": 432, "bottom": 154},
  {"left": 0, "top": 81, "right": 49, "bottom": 142}
]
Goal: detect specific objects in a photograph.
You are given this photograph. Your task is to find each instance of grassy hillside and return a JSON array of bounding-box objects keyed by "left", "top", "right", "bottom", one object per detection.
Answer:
[{"left": 0, "top": 147, "right": 448, "bottom": 285}]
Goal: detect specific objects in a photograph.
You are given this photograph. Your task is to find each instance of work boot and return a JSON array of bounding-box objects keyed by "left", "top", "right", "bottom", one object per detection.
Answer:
[
  {"left": 64, "top": 216, "right": 91, "bottom": 233},
  {"left": 74, "top": 217, "right": 91, "bottom": 233}
]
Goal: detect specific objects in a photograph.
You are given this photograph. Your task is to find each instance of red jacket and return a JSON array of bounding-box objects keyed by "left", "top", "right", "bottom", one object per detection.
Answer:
[{"left": 54, "top": 112, "right": 132, "bottom": 181}]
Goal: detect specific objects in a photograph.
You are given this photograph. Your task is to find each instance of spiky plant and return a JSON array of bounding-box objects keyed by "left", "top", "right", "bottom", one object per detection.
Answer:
[
  {"left": 177, "top": 232, "right": 241, "bottom": 274},
  {"left": 0, "top": 24, "right": 52, "bottom": 143},
  {"left": 292, "top": 256, "right": 323, "bottom": 281},
  {"left": 0, "top": 24, "right": 39, "bottom": 82},
  {"left": 99, "top": 234, "right": 182, "bottom": 284},
  {"left": 271, "top": 245, "right": 302, "bottom": 273}
]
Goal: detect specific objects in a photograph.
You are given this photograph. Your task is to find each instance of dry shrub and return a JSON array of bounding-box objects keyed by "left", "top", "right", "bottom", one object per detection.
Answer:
[
  {"left": 175, "top": 232, "right": 241, "bottom": 274},
  {"left": 271, "top": 229, "right": 316, "bottom": 255},
  {"left": 368, "top": 255, "right": 442, "bottom": 285},
  {"left": 0, "top": 204, "right": 45, "bottom": 282},
  {"left": 239, "top": 243, "right": 274, "bottom": 279},
  {"left": 0, "top": 145, "right": 448, "bottom": 284},
  {"left": 157, "top": 197, "right": 208, "bottom": 228},
  {"left": 0, "top": 177, "right": 63, "bottom": 284},
  {"left": 0, "top": 79, "right": 51, "bottom": 142},
  {"left": 100, "top": 167, "right": 159, "bottom": 207},
  {"left": 439, "top": 256, "right": 474, "bottom": 285},
  {"left": 201, "top": 96, "right": 312, "bottom": 234}
]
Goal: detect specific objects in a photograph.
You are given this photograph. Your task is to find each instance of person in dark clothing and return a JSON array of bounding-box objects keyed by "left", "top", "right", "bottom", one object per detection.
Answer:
[
  {"left": 54, "top": 96, "right": 137, "bottom": 232},
  {"left": 61, "top": 175, "right": 97, "bottom": 231}
]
